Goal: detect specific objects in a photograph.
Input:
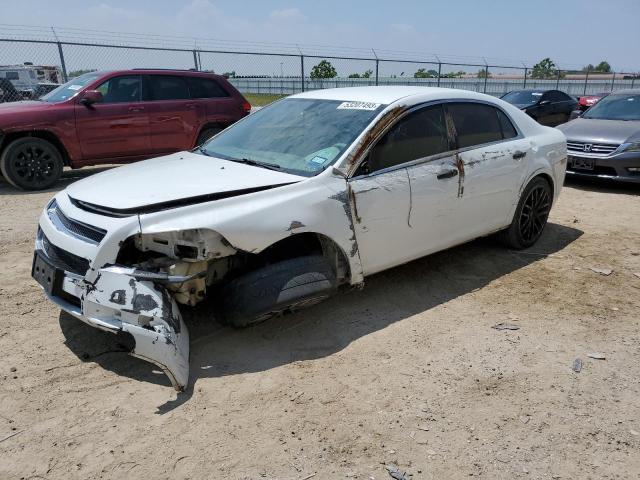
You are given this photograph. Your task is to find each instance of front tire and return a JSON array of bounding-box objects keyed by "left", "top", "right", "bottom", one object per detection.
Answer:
[
  {"left": 0, "top": 137, "right": 63, "bottom": 190},
  {"left": 220, "top": 255, "right": 338, "bottom": 328},
  {"left": 196, "top": 126, "right": 223, "bottom": 146},
  {"left": 499, "top": 176, "right": 552, "bottom": 249}
]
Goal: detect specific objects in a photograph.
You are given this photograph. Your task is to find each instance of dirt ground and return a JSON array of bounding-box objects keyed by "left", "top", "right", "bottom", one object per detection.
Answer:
[{"left": 0, "top": 168, "right": 639, "bottom": 480}]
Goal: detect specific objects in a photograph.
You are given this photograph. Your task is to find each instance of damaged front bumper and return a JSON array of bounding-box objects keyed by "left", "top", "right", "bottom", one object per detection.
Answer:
[{"left": 32, "top": 249, "right": 190, "bottom": 390}]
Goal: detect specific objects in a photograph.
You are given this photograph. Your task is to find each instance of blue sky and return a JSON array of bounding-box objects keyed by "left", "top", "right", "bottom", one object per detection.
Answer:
[{"left": 3, "top": 0, "right": 639, "bottom": 70}]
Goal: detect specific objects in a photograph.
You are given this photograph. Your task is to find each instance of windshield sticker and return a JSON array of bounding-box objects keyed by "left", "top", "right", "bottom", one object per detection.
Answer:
[
  {"left": 309, "top": 155, "right": 329, "bottom": 164},
  {"left": 337, "top": 101, "right": 381, "bottom": 110},
  {"left": 68, "top": 85, "right": 83, "bottom": 91}
]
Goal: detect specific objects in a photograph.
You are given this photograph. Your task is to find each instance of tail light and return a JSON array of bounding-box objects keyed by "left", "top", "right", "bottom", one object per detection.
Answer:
[{"left": 241, "top": 100, "right": 251, "bottom": 113}]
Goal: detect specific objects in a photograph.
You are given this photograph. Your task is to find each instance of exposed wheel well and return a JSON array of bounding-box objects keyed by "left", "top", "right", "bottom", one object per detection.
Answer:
[
  {"left": 254, "top": 233, "right": 351, "bottom": 285},
  {"left": 0, "top": 130, "right": 70, "bottom": 166}
]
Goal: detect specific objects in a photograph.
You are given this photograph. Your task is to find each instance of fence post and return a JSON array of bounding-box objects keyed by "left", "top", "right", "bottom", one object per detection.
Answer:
[
  {"left": 632, "top": 75, "right": 636, "bottom": 89},
  {"left": 583, "top": 68, "right": 590, "bottom": 95},
  {"left": 555, "top": 69, "right": 560, "bottom": 89},
  {"left": 300, "top": 55, "right": 305, "bottom": 92},
  {"left": 56, "top": 42, "right": 68, "bottom": 82},
  {"left": 610, "top": 71, "right": 616, "bottom": 92},
  {"left": 523, "top": 68, "right": 527, "bottom": 88},
  {"left": 192, "top": 50, "right": 199, "bottom": 70},
  {"left": 483, "top": 65, "right": 489, "bottom": 93},
  {"left": 375, "top": 59, "right": 379, "bottom": 86},
  {"left": 437, "top": 63, "right": 442, "bottom": 87}
]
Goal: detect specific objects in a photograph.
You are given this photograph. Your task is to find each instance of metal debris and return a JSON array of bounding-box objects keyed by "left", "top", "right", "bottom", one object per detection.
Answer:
[
  {"left": 0, "top": 430, "right": 24, "bottom": 444},
  {"left": 492, "top": 323, "right": 520, "bottom": 331},
  {"left": 572, "top": 358, "right": 583, "bottom": 373},
  {"left": 587, "top": 352, "right": 606, "bottom": 360},
  {"left": 589, "top": 267, "right": 613, "bottom": 276},
  {"left": 385, "top": 464, "right": 412, "bottom": 480}
]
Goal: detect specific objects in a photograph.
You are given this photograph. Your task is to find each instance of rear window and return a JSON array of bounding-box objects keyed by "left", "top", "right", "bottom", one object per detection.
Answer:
[
  {"left": 5, "top": 72, "right": 19, "bottom": 80},
  {"left": 448, "top": 103, "right": 503, "bottom": 148},
  {"left": 187, "top": 77, "right": 229, "bottom": 99},
  {"left": 148, "top": 75, "right": 189, "bottom": 101}
]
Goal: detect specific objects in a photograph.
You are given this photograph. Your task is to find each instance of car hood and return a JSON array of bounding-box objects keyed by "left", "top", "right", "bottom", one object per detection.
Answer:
[
  {"left": 0, "top": 100, "right": 48, "bottom": 113},
  {"left": 557, "top": 118, "right": 640, "bottom": 144},
  {"left": 65, "top": 151, "right": 306, "bottom": 212}
]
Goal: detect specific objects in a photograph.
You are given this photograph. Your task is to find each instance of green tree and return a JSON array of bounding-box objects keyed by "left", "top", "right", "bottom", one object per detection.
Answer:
[
  {"left": 414, "top": 68, "right": 438, "bottom": 78},
  {"left": 362, "top": 69, "right": 373, "bottom": 78},
  {"left": 582, "top": 63, "right": 595, "bottom": 72},
  {"left": 348, "top": 73, "right": 361, "bottom": 78},
  {"left": 595, "top": 61, "right": 611, "bottom": 73},
  {"left": 310, "top": 60, "right": 337, "bottom": 79},
  {"left": 530, "top": 58, "right": 558, "bottom": 79},
  {"left": 477, "top": 69, "right": 491, "bottom": 78},
  {"left": 222, "top": 71, "right": 236, "bottom": 78}
]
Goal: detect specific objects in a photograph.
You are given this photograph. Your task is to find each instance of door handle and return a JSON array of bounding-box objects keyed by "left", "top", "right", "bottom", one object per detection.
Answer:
[
  {"left": 436, "top": 168, "right": 458, "bottom": 180},
  {"left": 128, "top": 106, "right": 144, "bottom": 112},
  {"left": 513, "top": 151, "right": 527, "bottom": 160}
]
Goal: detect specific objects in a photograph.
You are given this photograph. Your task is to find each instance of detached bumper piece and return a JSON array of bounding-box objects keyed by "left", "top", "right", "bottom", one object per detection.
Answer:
[{"left": 33, "top": 250, "right": 190, "bottom": 391}]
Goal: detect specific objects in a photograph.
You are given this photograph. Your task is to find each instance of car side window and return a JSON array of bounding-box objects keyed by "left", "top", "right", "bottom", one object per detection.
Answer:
[
  {"left": 497, "top": 109, "right": 518, "bottom": 139},
  {"left": 187, "top": 77, "right": 229, "bottom": 99},
  {"left": 448, "top": 103, "right": 503, "bottom": 148},
  {"left": 148, "top": 75, "right": 189, "bottom": 101},
  {"left": 364, "top": 104, "right": 449, "bottom": 174},
  {"left": 95, "top": 75, "right": 142, "bottom": 103}
]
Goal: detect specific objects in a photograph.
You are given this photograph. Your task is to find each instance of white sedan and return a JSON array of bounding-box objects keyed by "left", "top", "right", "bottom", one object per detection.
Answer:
[{"left": 32, "top": 86, "right": 567, "bottom": 390}]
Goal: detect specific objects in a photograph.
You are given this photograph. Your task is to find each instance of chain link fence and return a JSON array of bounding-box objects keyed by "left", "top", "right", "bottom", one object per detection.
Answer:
[{"left": 0, "top": 26, "right": 638, "bottom": 103}]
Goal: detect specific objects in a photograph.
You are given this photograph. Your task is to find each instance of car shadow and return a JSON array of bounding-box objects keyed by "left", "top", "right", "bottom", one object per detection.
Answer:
[
  {"left": 0, "top": 165, "right": 117, "bottom": 195},
  {"left": 58, "top": 222, "right": 583, "bottom": 413},
  {"left": 565, "top": 176, "right": 640, "bottom": 195}
]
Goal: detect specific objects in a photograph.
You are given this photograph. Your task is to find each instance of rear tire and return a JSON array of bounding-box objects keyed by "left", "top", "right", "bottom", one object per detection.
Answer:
[
  {"left": 0, "top": 137, "right": 63, "bottom": 190},
  {"left": 220, "top": 255, "right": 338, "bottom": 328},
  {"left": 498, "top": 176, "right": 552, "bottom": 250},
  {"left": 196, "top": 126, "right": 223, "bottom": 146}
]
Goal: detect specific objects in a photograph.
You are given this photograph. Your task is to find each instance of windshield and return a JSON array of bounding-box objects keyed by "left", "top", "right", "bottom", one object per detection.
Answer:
[
  {"left": 40, "top": 72, "right": 101, "bottom": 103},
  {"left": 501, "top": 91, "right": 543, "bottom": 106},
  {"left": 583, "top": 94, "right": 640, "bottom": 121},
  {"left": 199, "top": 98, "right": 385, "bottom": 176}
]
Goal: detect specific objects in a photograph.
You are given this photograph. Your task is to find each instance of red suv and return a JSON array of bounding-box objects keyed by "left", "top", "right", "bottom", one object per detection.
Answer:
[{"left": 0, "top": 69, "right": 251, "bottom": 190}]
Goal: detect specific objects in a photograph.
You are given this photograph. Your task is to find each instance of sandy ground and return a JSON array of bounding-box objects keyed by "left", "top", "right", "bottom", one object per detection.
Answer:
[{"left": 0, "top": 168, "right": 639, "bottom": 480}]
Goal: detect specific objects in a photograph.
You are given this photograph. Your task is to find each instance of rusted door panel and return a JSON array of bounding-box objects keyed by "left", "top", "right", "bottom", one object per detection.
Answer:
[
  {"left": 406, "top": 156, "right": 463, "bottom": 256},
  {"left": 455, "top": 139, "right": 530, "bottom": 240},
  {"left": 348, "top": 168, "right": 412, "bottom": 275}
]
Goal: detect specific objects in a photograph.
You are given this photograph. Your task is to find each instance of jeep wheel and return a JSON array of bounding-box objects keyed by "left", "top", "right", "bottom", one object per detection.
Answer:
[
  {"left": 0, "top": 137, "right": 63, "bottom": 191},
  {"left": 220, "top": 255, "right": 338, "bottom": 328},
  {"left": 196, "top": 126, "right": 223, "bottom": 146}
]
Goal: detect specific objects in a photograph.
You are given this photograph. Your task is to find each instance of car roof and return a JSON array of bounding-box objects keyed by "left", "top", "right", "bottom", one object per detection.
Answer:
[
  {"left": 90, "top": 69, "right": 226, "bottom": 79},
  {"left": 291, "top": 86, "right": 500, "bottom": 105}
]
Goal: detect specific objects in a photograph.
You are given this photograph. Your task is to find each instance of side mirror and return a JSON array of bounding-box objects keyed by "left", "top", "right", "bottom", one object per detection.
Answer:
[
  {"left": 79, "top": 89, "right": 103, "bottom": 106},
  {"left": 569, "top": 110, "right": 583, "bottom": 121}
]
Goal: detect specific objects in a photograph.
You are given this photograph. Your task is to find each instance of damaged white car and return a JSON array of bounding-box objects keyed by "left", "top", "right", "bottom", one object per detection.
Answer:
[{"left": 32, "top": 87, "right": 567, "bottom": 390}]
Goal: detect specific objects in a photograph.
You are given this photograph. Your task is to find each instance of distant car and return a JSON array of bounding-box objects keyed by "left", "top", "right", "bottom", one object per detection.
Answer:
[
  {"left": 0, "top": 78, "right": 22, "bottom": 103},
  {"left": 557, "top": 89, "right": 640, "bottom": 184},
  {"left": 0, "top": 69, "right": 251, "bottom": 190},
  {"left": 577, "top": 92, "right": 609, "bottom": 111},
  {"left": 31, "top": 82, "right": 61, "bottom": 99},
  {"left": 32, "top": 87, "right": 567, "bottom": 389},
  {"left": 501, "top": 89, "right": 578, "bottom": 127}
]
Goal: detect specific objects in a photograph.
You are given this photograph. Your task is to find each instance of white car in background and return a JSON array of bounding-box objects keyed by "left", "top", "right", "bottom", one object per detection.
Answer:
[{"left": 32, "top": 87, "right": 567, "bottom": 390}]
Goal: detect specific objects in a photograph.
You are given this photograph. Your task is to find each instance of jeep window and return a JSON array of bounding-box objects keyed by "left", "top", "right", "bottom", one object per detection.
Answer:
[
  {"left": 365, "top": 104, "right": 449, "bottom": 173},
  {"left": 187, "top": 77, "right": 229, "bottom": 98},
  {"left": 148, "top": 75, "right": 189, "bottom": 101},
  {"left": 41, "top": 72, "right": 102, "bottom": 103},
  {"left": 5, "top": 72, "right": 19, "bottom": 80},
  {"left": 96, "top": 76, "right": 142, "bottom": 103},
  {"left": 582, "top": 94, "right": 640, "bottom": 121},
  {"left": 448, "top": 103, "right": 504, "bottom": 148},
  {"left": 200, "top": 98, "right": 385, "bottom": 176}
]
